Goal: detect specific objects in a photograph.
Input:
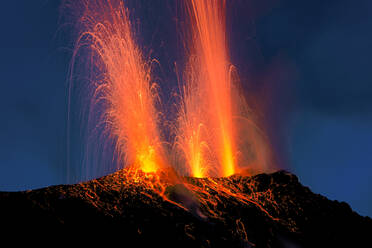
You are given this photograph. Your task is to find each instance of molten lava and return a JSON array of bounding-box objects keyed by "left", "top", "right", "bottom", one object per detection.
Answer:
[
  {"left": 66, "top": 0, "right": 278, "bottom": 224},
  {"left": 176, "top": 0, "right": 235, "bottom": 178},
  {"left": 176, "top": 0, "right": 271, "bottom": 178},
  {"left": 70, "top": 0, "right": 166, "bottom": 174},
  {"left": 68, "top": 0, "right": 272, "bottom": 183}
]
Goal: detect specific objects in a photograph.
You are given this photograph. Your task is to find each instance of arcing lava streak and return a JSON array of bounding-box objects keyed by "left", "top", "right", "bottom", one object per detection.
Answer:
[{"left": 70, "top": 0, "right": 166, "bottom": 175}]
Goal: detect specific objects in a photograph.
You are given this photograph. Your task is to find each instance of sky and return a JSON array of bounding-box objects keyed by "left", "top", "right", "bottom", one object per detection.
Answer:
[{"left": 0, "top": 0, "right": 371, "bottom": 217}]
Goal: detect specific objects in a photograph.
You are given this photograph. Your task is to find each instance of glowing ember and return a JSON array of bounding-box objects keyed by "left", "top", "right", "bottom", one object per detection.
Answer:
[{"left": 70, "top": 0, "right": 166, "bottom": 174}]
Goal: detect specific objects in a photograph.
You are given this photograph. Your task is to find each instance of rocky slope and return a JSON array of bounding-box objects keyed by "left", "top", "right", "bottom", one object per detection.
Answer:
[{"left": 0, "top": 169, "right": 370, "bottom": 247}]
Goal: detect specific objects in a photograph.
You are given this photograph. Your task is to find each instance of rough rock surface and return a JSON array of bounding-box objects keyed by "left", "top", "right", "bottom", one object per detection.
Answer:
[{"left": 0, "top": 169, "right": 371, "bottom": 247}]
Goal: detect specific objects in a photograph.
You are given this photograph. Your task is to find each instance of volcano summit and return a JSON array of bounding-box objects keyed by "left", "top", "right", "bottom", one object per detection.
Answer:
[{"left": 1, "top": 169, "right": 370, "bottom": 247}]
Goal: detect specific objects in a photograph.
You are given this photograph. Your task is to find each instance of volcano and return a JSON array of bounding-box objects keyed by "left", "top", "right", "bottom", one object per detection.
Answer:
[{"left": 1, "top": 169, "right": 370, "bottom": 247}]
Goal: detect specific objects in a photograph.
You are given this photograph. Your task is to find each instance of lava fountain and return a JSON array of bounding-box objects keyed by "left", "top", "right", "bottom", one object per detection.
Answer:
[
  {"left": 176, "top": 0, "right": 272, "bottom": 178},
  {"left": 64, "top": 0, "right": 277, "bottom": 219},
  {"left": 68, "top": 0, "right": 166, "bottom": 176},
  {"left": 66, "top": 0, "right": 272, "bottom": 181}
]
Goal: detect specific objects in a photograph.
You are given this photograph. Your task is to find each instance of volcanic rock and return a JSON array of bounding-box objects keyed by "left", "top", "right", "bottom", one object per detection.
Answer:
[{"left": 0, "top": 169, "right": 371, "bottom": 247}]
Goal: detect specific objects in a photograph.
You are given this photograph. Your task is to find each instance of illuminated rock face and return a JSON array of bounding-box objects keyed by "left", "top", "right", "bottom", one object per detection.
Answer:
[{"left": 0, "top": 170, "right": 371, "bottom": 247}]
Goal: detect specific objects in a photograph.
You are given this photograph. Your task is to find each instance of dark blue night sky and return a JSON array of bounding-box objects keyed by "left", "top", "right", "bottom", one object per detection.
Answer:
[{"left": 0, "top": 0, "right": 371, "bottom": 217}]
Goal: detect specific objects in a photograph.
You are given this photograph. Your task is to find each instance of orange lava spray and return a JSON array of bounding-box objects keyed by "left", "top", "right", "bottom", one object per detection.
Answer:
[
  {"left": 176, "top": 0, "right": 235, "bottom": 177},
  {"left": 176, "top": 0, "right": 272, "bottom": 177},
  {"left": 69, "top": 0, "right": 166, "bottom": 175}
]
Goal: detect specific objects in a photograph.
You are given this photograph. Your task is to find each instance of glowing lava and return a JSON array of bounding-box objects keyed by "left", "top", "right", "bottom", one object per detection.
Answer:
[
  {"left": 70, "top": 0, "right": 166, "bottom": 174},
  {"left": 176, "top": 0, "right": 271, "bottom": 178},
  {"left": 176, "top": 0, "right": 236, "bottom": 177},
  {"left": 65, "top": 0, "right": 277, "bottom": 221},
  {"left": 67, "top": 0, "right": 272, "bottom": 180}
]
